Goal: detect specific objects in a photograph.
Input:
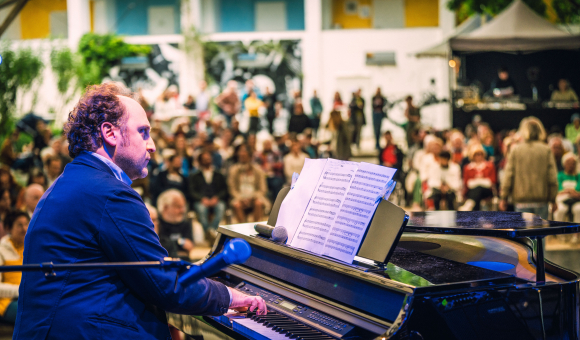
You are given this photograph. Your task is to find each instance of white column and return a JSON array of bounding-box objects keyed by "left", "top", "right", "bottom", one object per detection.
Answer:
[
  {"left": 180, "top": 0, "right": 204, "bottom": 98},
  {"left": 439, "top": 0, "right": 455, "bottom": 36},
  {"left": 302, "top": 0, "right": 322, "bottom": 114},
  {"left": 67, "top": 0, "right": 91, "bottom": 50}
]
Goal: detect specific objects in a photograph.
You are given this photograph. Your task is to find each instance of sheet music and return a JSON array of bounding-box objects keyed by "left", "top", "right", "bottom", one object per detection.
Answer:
[
  {"left": 290, "top": 159, "right": 358, "bottom": 253},
  {"left": 321, "top": 162, "right": 397, "bottom": 263},
  {"left": 275, "top": 158, "right": 327, "bottom": 242}
]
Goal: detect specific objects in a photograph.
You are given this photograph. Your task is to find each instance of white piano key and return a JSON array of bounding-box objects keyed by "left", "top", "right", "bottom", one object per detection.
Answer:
[{"left": 232, "top": 318, "right": 292, "bottom": 340}]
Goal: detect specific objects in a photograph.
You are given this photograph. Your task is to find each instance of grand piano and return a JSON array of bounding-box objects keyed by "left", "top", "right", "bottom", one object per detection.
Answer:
[{"left": 168, "top": 205, "right": 580, "bottom": 340}]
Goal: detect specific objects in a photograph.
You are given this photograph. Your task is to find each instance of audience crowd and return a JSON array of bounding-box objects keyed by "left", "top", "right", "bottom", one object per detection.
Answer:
[{"left": 2, "top": 81, "right": 580, "bottom": 269}]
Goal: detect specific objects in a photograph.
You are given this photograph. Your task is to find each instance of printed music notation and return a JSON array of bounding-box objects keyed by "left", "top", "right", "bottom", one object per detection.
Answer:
[{"left": 282, "top": 159, "right": 397, "bottom": 264}]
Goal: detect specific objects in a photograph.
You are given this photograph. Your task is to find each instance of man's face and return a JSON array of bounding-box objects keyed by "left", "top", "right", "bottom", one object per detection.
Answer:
[
  {"left": 238, "top": 147, "right": 250, "bottom": 164},
  {"left": 162, "top": 196, "right": 186, "bottom": 224},
  {"left": 559, "top": 79, "right": 568, "bottom": 91},
  {"left": 551, "top": 141, "right": 564, "bottom": 157},
  {"left": 499, "top": 71, "right": 509, "bottom": 81},
  {"left": 48, "top": 160, "right": 62, "bottom": 178},
  {"left": 114, "top": 96, "right": 155, "bottom": 180},
  {"left": 200, "top": 153, "right": 212, "bottom": 168},
  {"left": 25, "top": 186, "right": 44, "bottom": 213},
  {"left": 170, "top": 156, "right": 182, "bottom": 171},
  {"left": 439, "top": 158, "right": 450, "bottom": 168}
]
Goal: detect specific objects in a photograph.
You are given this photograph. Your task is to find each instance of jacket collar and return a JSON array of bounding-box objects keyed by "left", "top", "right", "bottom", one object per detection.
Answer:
[{"left": 71, "top": 151, "right": 117, "bottom": 179}]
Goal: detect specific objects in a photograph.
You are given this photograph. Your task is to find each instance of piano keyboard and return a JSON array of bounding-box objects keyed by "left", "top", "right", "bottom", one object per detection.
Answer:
[{"left": 232, "top": 311, "right": 335, "bottom": 340}]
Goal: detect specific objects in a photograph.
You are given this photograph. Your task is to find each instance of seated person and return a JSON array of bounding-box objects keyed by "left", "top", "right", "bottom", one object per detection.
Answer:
[
  {"left": 228, "top": 145, "right": 269, "bottom": 223},
  {"left": 283, "top": 141, "right": 309, "bottom": 184},
  {"left": 0, "top": 210, "right": 29, "bottom": 323},
  {"left": 189, "top": 151, "right": 228, "bottom": 242},
  {"left": 156, "top": 189, "right": 194, "bottom": 259},
  {"left": 459, "top": 145, "right": 496, "bottom": 211},
  {"left": 489, "top": 66, "right": 518, "bottom": 98},
  {"left": 20, "top": 184, "right": 44, "bottom": 217},
  {"left": 425, "top": 151, "right": 462, "bottom": 210},
  {"left": 551, "top": 79, "right": 579, "bottom": 102},
  {"left": 151, "top": 152, "right": 189, "bottom": 208},
  {"left": 554, "top": 153, "right": 580, "bottom": 223}
]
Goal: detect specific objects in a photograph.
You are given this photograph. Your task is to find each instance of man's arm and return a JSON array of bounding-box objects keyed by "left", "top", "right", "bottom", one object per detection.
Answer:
[{"left": 99, "top": 189, "right": 263, "bottom": 316}]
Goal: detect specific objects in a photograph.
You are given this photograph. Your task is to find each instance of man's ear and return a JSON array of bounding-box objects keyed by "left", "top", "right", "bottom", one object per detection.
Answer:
[{"left": 100, "top": 122, "right": 120, "bottom": 147}]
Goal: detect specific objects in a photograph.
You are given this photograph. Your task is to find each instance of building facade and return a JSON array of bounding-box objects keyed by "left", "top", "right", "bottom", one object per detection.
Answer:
[{"left": 1, "top": 0, "right": 454, "bottom": 131}]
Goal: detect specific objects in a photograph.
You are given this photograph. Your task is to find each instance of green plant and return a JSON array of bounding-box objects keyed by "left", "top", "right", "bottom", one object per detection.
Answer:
[
  {"left": 0, "top": 41, "right": 44, "bottom": 142},
  {"left": 50, "top": 45, "right": 79, "bottom": 116},
  {"left": 447, "top": 0, "right": 547, "bottom": 22},
  {"left": 77, "top": 33, "right": 151, "bottom": 89}
]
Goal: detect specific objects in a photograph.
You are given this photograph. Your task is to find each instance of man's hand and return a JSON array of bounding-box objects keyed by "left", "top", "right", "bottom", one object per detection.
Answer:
[
  {"left": 229, "top": 288, "right": 267, "bottom": 315},
  {"left": 209, "top": 196, "right": 219, "bottom": 207},
  {"left": 201, "top": 197, "right": 211, "bottom": 207},
  {"left": 499, "top": 199, "right": 507, "bottom": 211},
  {"left": 182, "top": 239, "right": 194, "bottom": 252}
]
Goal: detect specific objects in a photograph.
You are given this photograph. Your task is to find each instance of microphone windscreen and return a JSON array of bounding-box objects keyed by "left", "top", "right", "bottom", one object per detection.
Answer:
[{"left": 271, "top": 226, "right": 288, "bottom": 243}]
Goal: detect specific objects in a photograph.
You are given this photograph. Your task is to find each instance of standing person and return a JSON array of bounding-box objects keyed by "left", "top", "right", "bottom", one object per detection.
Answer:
[
  {"left": 309, "top": 90, "right": 323, "bottom": 136},
  {"left": 262, "top": 87, "right": 276, "bottom": 135},
  {"left": 189, "top": 151, "right": 228, "bottom": 242},
  {"left": 332, "top": 92, "right": 343, "bottom": 110},
  {"left": 196, "top": 80, "right": 212, "bottom": 130},
  {"left": 13, "top": 83, "right": 266, "bottom": 340},
  {"left": 500, "top": 117, "right": 558, "bottom": 219},
  {"left": 288, "top": 102, "right": 311, "bottom": 134},
  {"left": 326, "top": 110, "right": 351, "bottom": 161},
  {"left": 244, "top": 90, "right": 264, "bottom": 134},
  {"left": 372, "top": 88, "right": 387, "bottom": 149},
  {"left": 0, "top": 210, "right": 29, "bottom": 323},
  {"left": 215, "top": 80, "right": 241, "bottom": 127},
  {"left": 349, "top": 89, "right": 366, "bottom": 149},
  {"left": 404, "top": 96, "right": 421, "bottom": 148}
]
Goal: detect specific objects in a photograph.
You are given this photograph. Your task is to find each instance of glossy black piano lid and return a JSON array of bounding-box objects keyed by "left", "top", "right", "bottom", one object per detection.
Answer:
[
  {"left": 242, "top": 245, "right": 407, "bottom": 323},
  {"left": 406, "top": 211, "right": 580, "bottom": 237}
]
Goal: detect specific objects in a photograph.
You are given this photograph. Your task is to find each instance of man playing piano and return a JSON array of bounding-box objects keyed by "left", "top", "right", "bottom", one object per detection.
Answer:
[{"left": 13, "top": 83, "right": 266, "bottom": 339}]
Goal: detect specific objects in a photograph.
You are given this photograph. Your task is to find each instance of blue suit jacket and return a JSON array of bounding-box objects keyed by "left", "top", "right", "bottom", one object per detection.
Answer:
[{"left": 14, "top": 153, "right": 229, "bottom": 339}]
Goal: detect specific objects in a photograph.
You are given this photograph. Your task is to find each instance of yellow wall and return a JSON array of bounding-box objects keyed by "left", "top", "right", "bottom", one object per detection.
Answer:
[
  {"left": 20, "top": 0, "right": 67, "bottom": 39},
  {"left": 332, "top": 0, "right": 373, "bottom": 29},
  {"left": 405, "top": 0, "right": 439, "bottom": 27}
]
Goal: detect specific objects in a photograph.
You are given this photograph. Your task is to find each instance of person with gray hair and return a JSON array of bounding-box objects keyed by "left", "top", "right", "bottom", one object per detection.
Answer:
[
  {"left": 21, "top": 184, "right": 44, "bottom": 217},
  {"left": 500, "top": 117, "right": 558, "bottom": 219},
  {"left": 157, "top": 189, "right": 194, "bottom": 259}
]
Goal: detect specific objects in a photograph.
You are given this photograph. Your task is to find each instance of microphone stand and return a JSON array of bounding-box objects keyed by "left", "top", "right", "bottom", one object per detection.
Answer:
[{"left": 0, "top": 258, "right": 191, "bottom": 278}]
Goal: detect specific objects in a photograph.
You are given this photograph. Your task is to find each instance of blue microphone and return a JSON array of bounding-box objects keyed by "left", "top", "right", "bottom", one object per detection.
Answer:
[{"left": 178, "top": 238, "right": 251, "bottom": 286}]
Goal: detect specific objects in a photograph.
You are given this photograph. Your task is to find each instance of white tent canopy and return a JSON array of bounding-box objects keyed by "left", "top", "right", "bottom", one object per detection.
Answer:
[
  {"left": 415, "top": 0, "right": 580, "bottom": 56},
  {"left": 413, "top": 15, "right": 481, "bottom": 58}
]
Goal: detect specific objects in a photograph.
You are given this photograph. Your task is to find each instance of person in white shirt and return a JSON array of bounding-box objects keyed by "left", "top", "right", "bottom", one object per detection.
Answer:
[
  {"left": 283, "top": 141, "right": 309, "bottom": 184},
  {"left": 426, "top": 150, "right": 462, "bottom": 210}
]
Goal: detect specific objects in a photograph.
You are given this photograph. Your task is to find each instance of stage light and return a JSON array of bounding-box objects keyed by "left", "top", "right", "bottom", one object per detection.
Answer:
[{"left": 448, "top": 60, "right": 456, "bottom": 68}]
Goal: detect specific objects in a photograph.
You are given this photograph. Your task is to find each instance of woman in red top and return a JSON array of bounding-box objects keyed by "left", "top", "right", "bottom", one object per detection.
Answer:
[{"left": 459, "top": 144, "right": 497, "bottom": 211}]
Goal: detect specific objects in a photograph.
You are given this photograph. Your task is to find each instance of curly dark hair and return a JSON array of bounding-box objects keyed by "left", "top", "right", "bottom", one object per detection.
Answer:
[{"left": 64, "top": 83, "right": 133, "bottom": 158}]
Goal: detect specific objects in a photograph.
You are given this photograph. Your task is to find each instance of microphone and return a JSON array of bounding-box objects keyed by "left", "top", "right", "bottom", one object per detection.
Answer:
[
  {"left": 254, "top": 223, "right": 288, "bottom": 243},
  {"left": 178, "top": 238, "right": 251, "bottom": 286}
]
